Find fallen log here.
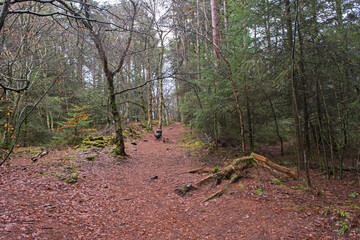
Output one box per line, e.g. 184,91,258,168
251,153,296,179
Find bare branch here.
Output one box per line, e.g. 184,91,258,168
0,66,32,93
113,57,184,96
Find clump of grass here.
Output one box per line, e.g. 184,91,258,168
335,221,349,235
85,156,95,161
65,173,79,184
348,192,359,198
63,156,76,161
254,188,263,195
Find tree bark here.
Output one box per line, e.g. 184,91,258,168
210,0,220,60
157,32,165,129
285,0,305,181
146,58,153,130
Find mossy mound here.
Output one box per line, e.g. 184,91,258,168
82,136,113,148
187,140,206,148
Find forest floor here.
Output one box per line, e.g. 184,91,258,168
1,123,360,239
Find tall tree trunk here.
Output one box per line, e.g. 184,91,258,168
223,0,228,32
172,6,181,122
196,0,201,81
296,0,311,186
202,0,209,54
146,58,153,130
107,73,126,155
297,0,311,159
163,102,170,126
210,0,220,60
285,0,307,184
158,78,163,129
265,91,284,156
0,0,10,34
157,33,165,129
246,95,254,152
210,0,220,147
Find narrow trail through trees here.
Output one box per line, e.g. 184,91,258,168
0,123,357,239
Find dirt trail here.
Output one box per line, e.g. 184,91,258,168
0,123,355,239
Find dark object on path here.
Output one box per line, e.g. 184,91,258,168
131,142,137,145
146,175,158,182
154,129,162,139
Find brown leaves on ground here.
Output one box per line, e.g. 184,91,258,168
1,123,359,239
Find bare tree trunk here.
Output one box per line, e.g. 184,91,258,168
210,0,220,60
296,0,311,186
163,102,170,126
285,0,306,182
265,91,284,156
146,58,153,130
223,0,228,32
196,0,201,80
158,78,163,129
157,32,165,129
202,0,209,54
0,0,10,34
107,74,126,155
246,95,254,152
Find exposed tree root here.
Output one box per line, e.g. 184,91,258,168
185,168,214,174
174,183,197,196
203,188,226,202
179,153,296,201
195,156,253,186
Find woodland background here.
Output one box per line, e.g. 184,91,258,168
0,0,360,187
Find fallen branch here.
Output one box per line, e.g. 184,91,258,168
203,188,226,202
195,156,253,186
31,147,49,162
185,168,214,174
251,153,296,179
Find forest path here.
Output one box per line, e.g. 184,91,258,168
0,123,351,239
